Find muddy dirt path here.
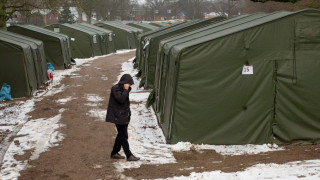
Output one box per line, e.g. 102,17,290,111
18,52,135,180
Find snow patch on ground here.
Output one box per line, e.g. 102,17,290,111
84,103,100,107
161,160,320,180
101,75,109,81
170,142,283,156
86,109,106,121
86,94,104,102
0,100,34,125
129,92,150,102
55,97,75,105
0,109,65,180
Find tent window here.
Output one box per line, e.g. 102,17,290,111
93,35,97,43
54,28,60,33
109,34,113,41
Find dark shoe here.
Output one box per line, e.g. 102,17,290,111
111,153,125,159
127,155,140,161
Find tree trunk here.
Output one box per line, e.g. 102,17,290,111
86,10,92,24
0,0,7,30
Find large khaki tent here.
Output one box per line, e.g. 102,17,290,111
79,23,116,53
45,23,103,58
94,22,135,49
0,36,38,98
0,31,49,89
138,17,225,89
150,9,320,145
8,25,72,70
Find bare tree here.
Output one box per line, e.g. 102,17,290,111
0,0,61,29
72,0,95,23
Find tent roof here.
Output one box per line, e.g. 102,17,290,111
144,17,224,40
161,14,266,54
0,35,30,49
80,23,113,34
96,21,133,32
11,24,66,41
26,25,69,39
0,30,43,46
107,21,143,32
59,23,99,36
172,9,320,58
73,24,107,36
137,22,184,42
126,22,159,30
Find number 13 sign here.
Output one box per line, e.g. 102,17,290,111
242,65,253,75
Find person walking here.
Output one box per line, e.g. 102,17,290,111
106,74,140,161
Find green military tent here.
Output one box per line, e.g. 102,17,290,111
134,21,185,70
107,21,143,47
138,16,225,89
125,22,159,33
72,23,109,55
8,25,71,70
94,22,135,49
0,36,38,98
79,23,116,53
45,23,103,58
151,14,262,112
0,31,49,89
151,9,320,145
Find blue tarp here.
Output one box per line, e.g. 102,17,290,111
0,83,12,101
47,62,55,71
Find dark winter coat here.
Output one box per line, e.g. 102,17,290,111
106,74,134,124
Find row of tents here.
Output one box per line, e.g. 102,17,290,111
134,9,320,145
0,21,163,98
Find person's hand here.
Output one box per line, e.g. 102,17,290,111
124,84,130,90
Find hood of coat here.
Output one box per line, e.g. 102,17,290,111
118,74,134,85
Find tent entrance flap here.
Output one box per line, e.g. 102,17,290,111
273,57,320,144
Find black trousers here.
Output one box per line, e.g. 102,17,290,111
111,124,132,158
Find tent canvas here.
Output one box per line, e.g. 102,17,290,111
152,14,266,114
107,21,143,47
8,25,71,70
79,23,116,53
0,31,49,88
73,23,109,55
45,23,103,58
139,16,225,89
154,9,320,145
134,22,185,70
0,36,37,98
94,22,134,49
